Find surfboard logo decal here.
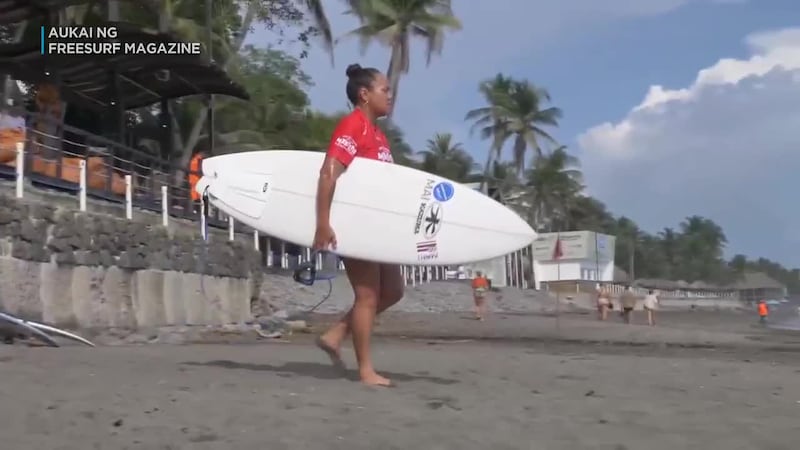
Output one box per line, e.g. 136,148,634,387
414,178,437,235
433,182,454,202
416,240,437,252
423,202,443,239
416,240,438,261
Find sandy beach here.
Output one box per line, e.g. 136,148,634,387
3,308,800,450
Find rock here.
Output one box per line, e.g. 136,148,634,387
286,320,309,331
272,310,290,319
19,219,39,242
258,316,291,335
0,207,15,225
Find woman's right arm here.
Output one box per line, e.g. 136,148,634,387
316,156,346,228
313,119,360,249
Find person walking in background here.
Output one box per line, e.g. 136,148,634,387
620,285,637,324
757,299,769,325
596,283,611,321
643,289,659,326
471,271,490,320
188,148,209,210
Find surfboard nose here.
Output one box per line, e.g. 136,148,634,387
510,213,538,245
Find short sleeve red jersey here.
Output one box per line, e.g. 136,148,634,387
326,108,394,167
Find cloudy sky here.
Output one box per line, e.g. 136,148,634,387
248,0,799,267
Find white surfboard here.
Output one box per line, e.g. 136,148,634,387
0,312,96,347
27,320,96,347
195,150,536,265
0,312,59,347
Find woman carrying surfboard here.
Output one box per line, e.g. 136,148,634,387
312,64,403,387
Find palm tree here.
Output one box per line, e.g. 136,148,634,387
658,227,679,274
564,196,616,233
480,160,521,202
341,0,462,115
519,146,583,231
675,216,729,282
466,75,563,179
465,74,514,192
377,119,415,166
614,217,642,282
417,133,477,181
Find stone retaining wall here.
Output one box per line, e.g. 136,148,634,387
0,192,262,328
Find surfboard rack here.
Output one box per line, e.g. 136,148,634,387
0,311,96,347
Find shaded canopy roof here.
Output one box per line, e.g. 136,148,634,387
0,0,158,25
633,272,787,292
0,22,249,110
0,0,86,24
731,272,786,290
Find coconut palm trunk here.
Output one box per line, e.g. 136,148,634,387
386,33,407,117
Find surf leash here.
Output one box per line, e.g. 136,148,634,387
199,189,211,302
200,190,335,316
293,250,336,314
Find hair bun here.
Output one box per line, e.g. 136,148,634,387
345,63,363,78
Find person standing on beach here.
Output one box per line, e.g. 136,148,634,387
620,285,637,324
643,289,659,326
757,299,769,325
471,271,490,320
596,283,611,321
312,64,401,387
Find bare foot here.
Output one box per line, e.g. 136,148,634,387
360,370,392,387
315,336,346,371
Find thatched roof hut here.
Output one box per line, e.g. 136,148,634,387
730,271,786,303
731,271,785,290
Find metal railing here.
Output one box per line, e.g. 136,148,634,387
0,106,213,220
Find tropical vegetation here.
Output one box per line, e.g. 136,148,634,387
0,0,796,293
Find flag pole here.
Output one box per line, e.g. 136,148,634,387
555,232,561,333
594,232,600,283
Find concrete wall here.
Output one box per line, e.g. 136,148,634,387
0,192,261,329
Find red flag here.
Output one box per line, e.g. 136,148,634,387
552,237,563,260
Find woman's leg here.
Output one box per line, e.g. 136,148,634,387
378,263,405,311
318,260,401,385
318,263,402,351
474,296,485,320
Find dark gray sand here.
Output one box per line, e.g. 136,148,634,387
3,328,800,450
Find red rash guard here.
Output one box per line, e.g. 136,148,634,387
326,108,393,166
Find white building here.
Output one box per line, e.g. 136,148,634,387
531,231,616,289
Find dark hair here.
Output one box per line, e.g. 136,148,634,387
345,63,381,106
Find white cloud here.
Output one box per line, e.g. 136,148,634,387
578,28,800,266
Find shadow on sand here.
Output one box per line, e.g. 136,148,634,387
181,360,460,385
